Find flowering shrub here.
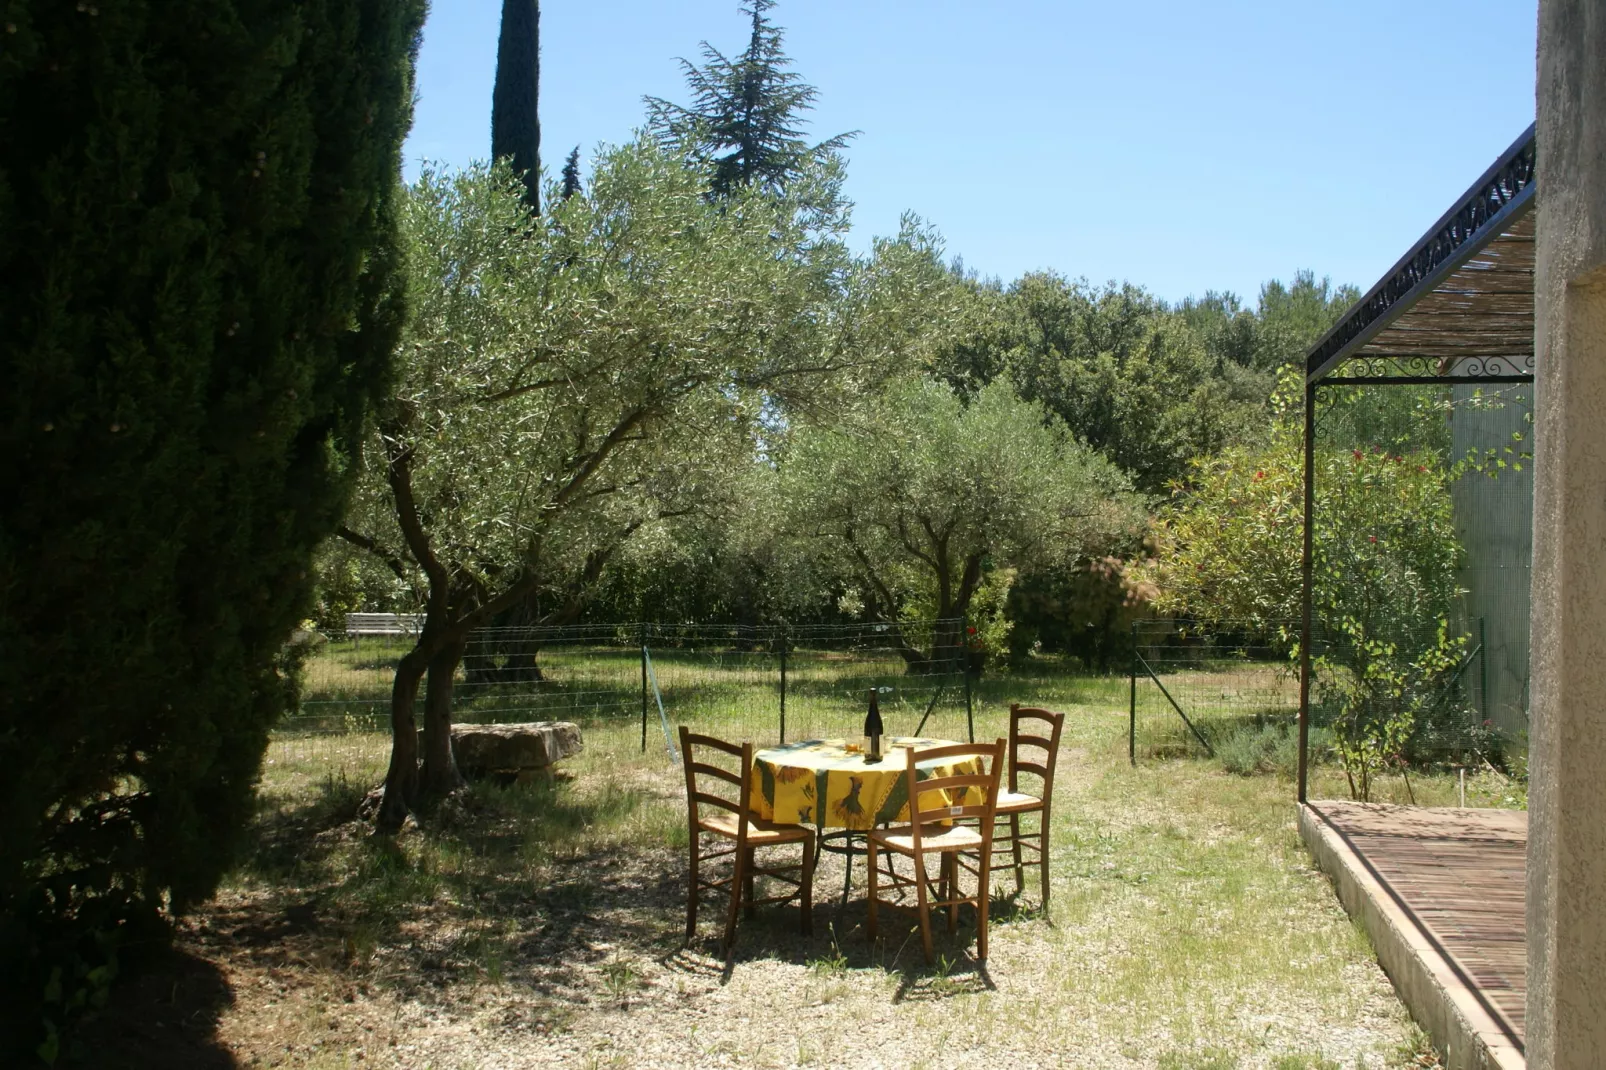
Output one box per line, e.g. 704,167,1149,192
1137,373,1468,798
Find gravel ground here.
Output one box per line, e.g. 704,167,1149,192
73,727,1442,1070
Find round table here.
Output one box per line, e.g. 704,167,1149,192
747,737,981,831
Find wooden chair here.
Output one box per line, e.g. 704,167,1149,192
866,739,1004,963
983,704,1066,908
679,726,815,960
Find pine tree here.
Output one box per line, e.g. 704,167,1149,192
0,0,424,1055
492,0,541,211
645,0,853,197
561,145,582,200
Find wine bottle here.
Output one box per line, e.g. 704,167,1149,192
864,687,884,763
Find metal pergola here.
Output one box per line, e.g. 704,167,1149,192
1295,124,1537,802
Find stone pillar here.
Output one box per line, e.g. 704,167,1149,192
1529,3,1606,1066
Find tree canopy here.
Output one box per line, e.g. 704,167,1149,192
645,0,853,201
935,270,1358,494
775,379,1141,664
340,142,948,828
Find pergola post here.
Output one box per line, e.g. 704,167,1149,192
1297,380,1316,804
1527,4,1606,1064
1291,124,1535,808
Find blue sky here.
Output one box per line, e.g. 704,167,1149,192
404,1,1538,305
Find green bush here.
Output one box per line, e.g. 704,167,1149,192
1142,371,1469,798
0,0,423,1057
1215,720,1333,778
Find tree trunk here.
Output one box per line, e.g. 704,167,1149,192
893,640,931,673
931,615,967,674
376,645,430,833
462,597,546,684
941,553,986,674
419,633,468,801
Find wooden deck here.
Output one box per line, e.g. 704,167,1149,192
1300,801,1527,1069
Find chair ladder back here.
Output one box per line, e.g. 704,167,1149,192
910,772,999,822
679,726,757,846
1011,759,1051,782
681,728,745,759
1008,704,1065,796
687,761,744,790
689,790,746,816
902,740,1004,851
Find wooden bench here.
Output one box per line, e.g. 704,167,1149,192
345,612,424,647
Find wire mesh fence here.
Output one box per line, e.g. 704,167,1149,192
1129,616,1495,772
1124,383,1532,784
1128,621,1304,764
272,619,975,771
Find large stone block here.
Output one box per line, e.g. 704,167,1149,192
418,721,584,774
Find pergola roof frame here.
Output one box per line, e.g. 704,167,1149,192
1305,123,1537,387
1295,125,1538,809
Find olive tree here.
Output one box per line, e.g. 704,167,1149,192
775,379,1141,668
339,144,934,829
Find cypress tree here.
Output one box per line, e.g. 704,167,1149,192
492,0,541,211
0,0,424,1056
561,145,582,201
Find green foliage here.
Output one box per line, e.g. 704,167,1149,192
1177,270,1360,373
560,145,582,201
1141,373,1469,796
645,0,853,203
310,535,414,632
922,270,1358,661
1216,721,1333,778
937,273,1270,494
776,379,1142,662
491,0,541,210
341,144,949,819
577,466,813,625
934,270,1356,494
0,0,424,1054
344,144,872,623
1007,553,1156,671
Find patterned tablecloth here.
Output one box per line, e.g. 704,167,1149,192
748,737,981,831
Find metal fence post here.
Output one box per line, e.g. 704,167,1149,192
778,625,788,744
639,622,648,753
963,616,975,743
1129,621,1138,766
1478,616,1489,728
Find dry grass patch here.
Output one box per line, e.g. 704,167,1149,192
73,701,1451,1069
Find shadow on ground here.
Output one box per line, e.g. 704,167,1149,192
67,948,236,1069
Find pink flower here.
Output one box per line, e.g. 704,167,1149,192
1353,450,1363,460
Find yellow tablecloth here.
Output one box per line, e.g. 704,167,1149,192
748,737,981,831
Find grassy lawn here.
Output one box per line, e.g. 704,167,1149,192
83,653,1527,1068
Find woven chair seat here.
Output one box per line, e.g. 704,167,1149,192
995,789,1043,813
698,813,812,845
871,823,985,853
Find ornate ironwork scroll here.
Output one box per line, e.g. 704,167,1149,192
1324,354,1536,382
1305,125,1537,384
